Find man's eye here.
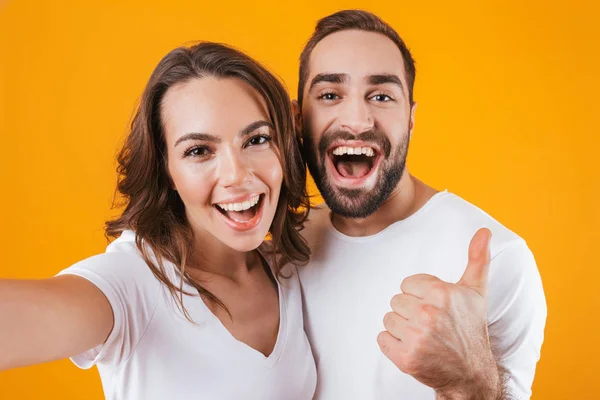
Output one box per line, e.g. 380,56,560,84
247,134,272,147
319,92,339,101
371,94,393,102
184,146,211,158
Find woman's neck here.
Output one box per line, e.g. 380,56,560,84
188,227,259,282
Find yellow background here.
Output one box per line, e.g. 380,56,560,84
0,0,598,398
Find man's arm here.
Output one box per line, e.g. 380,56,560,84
434,351,510,400
485,242,546,399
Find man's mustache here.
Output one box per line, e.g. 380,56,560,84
318,130,392,158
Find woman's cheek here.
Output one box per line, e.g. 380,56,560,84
248,150,282,186
173,162,214,205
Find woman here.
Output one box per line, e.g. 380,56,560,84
0,42,316,399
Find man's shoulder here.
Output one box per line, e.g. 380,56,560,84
300,192,528,258
431,191,526,256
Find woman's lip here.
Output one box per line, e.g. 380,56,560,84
214,194,265,232
325,152,383,187
212,192,263,206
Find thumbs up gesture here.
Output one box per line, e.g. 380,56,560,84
377,228,503,399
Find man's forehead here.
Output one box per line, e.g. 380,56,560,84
308,30,406,83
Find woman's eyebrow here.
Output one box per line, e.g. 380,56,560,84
174,133,221,147
239,120,273,137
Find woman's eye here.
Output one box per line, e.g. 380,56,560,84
318,92,339,101
184,146,211,158
371,93,393,102
247,134,272,147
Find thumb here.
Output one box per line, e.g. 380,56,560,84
458,228,492,296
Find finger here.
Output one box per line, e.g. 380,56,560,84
377,331,408,372
458,228,492,296
383,311,410,341
400,273,442,298
390,293,422,320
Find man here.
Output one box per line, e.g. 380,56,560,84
294,10,546,400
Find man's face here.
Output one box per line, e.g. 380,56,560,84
300,30,416,218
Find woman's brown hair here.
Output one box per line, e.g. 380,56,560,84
106,42,310,317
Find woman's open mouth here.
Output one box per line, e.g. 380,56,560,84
214,194,265,232
327,143,382,186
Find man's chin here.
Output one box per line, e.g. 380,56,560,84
328,200,377,219
319,187,380,219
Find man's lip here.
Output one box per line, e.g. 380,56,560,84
326,140,382,155
214,194,265,232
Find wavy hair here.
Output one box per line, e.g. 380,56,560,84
106,42,310,317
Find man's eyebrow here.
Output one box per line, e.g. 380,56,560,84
308,73,349,93
240,120,273,137
367,74,404,91
174,133,221,147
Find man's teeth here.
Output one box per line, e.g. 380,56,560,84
332,146,375,157
216,195,260,212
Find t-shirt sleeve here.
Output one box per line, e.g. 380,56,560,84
56,251,161,369
487,241,547,399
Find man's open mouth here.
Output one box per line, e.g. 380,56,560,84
328,144,381,181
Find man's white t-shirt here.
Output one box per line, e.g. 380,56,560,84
58,230,316,400
299,191,546,400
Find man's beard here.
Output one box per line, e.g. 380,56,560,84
302,126,409,219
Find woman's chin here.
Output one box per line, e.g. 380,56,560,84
222,233,268,253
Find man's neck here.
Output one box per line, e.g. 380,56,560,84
331,171,439,237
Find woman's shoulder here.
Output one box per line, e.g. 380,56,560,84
105,229,139,255
57,230,159,287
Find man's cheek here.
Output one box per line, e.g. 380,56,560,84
308,111,329,134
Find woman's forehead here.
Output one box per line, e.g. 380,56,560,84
161,77,271,141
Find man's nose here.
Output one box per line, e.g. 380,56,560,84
338,96,374,134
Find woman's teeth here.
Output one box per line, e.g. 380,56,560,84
332,146,375,157
216,195,260,212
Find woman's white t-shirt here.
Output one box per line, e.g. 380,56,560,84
58,231,316,400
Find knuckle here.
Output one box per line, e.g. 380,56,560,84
419,304,440,327
377,332,390,353
419,303,437,317
379,334,408,372
389,295,397,309
413,327,427,345
401,274,425,291
390,294,406,310
383,312,397,330
432,283,451,304
400,278,411,293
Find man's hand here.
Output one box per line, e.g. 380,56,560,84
377,228,504,399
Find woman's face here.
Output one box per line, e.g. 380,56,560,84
162,77,283,253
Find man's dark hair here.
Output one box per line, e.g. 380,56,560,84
298,9,416,107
